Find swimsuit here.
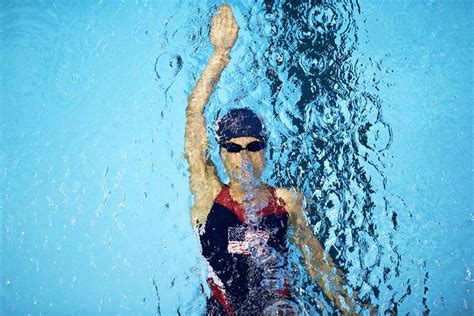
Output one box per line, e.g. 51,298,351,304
199,184,291,315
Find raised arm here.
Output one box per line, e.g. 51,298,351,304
185,4,239,228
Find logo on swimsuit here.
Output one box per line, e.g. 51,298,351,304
227,226,270,255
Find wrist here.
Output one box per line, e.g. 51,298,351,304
213,49,230,62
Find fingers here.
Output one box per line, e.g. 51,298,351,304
215,4,235,30
210,3,239,50
219,4,231,21
214,5,228,23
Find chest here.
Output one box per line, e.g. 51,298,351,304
204,202,289,255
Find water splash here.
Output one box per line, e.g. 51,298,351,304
245,0,420,313
187,0,421,313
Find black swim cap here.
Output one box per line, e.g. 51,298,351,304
214,108,267,145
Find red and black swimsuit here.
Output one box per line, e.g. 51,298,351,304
199,184,291,315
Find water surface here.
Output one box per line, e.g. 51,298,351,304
1,0,472,314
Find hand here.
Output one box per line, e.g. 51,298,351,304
210,4,239,52
361,303,379,316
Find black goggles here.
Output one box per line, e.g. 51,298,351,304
221,141,266,153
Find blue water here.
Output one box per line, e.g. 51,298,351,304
1,0,472,314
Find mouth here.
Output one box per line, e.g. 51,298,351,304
232,165,261,188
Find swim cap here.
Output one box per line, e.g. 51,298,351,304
214,108,267,145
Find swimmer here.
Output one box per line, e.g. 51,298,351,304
184,4,375,315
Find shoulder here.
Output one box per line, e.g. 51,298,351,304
274,187,304,215
274,187,314,228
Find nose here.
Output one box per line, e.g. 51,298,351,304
239,150,252,164
238,152,253,171
240,148,250,157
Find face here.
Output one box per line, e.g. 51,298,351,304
220,136,266,188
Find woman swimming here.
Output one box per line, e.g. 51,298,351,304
184,4,369,315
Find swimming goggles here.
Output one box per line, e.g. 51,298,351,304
222,141,266,153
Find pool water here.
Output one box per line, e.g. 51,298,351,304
1,0,472,314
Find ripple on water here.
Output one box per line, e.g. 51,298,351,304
101,0,422,313
2,6,62,96
154,52,183,83
239,0,411,311
299,51,327,76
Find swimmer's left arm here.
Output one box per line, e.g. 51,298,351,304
281,189,360,314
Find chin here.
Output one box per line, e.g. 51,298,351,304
239,177,263,188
